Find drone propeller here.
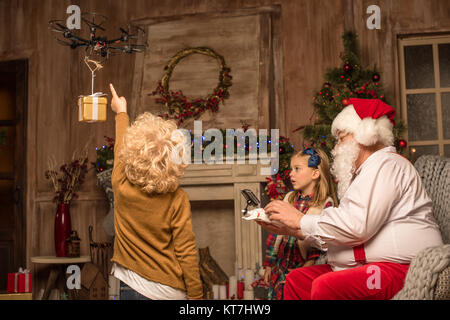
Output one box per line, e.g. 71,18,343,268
127,43,147,52
126,24,145,39
57,22,68,30
109,43,147,54
55,38,72,46
82,17,105,31
110,24,145,43
48,19,69,33
49,19,86,41
55,37,84,49
81,12,107,31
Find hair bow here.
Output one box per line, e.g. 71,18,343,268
302,148,321,168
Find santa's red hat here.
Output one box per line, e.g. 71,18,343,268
331,98,396,146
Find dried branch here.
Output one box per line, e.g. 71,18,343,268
45,149,90,205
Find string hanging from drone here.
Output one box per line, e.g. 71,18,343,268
84,57,103,95
77,57,107,122
49,12,147,122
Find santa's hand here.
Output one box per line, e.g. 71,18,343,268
256,220,294,236
264,200,303,230
109,83,127,114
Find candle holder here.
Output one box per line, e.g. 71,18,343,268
65,230,81,257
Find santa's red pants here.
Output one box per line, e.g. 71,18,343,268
284,262,410,300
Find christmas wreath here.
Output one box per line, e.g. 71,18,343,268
150,47,232,125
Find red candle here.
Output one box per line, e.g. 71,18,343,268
226,283,229,299
237,281,244,300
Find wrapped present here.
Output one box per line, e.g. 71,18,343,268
251,278,269,300
7,268,32,293
78,93,107,122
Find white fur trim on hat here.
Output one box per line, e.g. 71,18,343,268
331,105,394,146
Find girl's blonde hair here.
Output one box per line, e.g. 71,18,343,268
288,148,338,207
119,112,187,194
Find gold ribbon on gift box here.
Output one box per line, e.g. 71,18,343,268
78,93,107,122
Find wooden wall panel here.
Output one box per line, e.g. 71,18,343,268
281,0,347,147
136,13,264,130
352,0,450,120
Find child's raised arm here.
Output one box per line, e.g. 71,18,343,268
109,83,127,114
109,83,129,182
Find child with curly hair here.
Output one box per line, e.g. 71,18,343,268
108,84,203,300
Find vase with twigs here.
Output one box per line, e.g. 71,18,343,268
45,151,89,257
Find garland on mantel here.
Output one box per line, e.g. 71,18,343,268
149,47,232,125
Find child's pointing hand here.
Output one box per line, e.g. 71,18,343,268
109,83,127,114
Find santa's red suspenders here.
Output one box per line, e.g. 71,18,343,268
353,244,367,265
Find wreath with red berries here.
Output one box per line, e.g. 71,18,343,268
150,47,232,125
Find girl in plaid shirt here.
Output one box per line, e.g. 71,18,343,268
263,148,338,300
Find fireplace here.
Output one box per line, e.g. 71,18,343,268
179,160,269,276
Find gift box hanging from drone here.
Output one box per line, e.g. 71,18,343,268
78,57,107,122
48,13,147,123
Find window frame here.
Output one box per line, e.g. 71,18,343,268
398,35,450,159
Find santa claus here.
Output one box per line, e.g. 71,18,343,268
260,98,443,300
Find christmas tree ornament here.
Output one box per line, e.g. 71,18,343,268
344,63,352,73
372,73,380,82
324,82,331,88
399,139,407,148
342,98,350,106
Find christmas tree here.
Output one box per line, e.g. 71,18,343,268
299,31,407,158
92,136,115,173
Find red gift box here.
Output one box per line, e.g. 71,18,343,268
7,268,32,293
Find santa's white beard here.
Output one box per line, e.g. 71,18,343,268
331,139,360,200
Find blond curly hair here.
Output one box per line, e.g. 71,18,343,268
119,112,187,194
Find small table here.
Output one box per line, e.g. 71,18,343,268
0,292,33,300
31,256,91,300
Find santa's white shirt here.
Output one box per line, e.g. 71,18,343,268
301,146,444,271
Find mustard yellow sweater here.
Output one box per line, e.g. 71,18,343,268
110,112,203,299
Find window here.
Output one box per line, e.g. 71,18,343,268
398,35,450,161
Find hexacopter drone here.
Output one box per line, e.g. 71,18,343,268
49,12,147,61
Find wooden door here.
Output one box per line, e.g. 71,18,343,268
0,60,27,290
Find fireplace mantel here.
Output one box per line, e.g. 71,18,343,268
179,160,270,272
